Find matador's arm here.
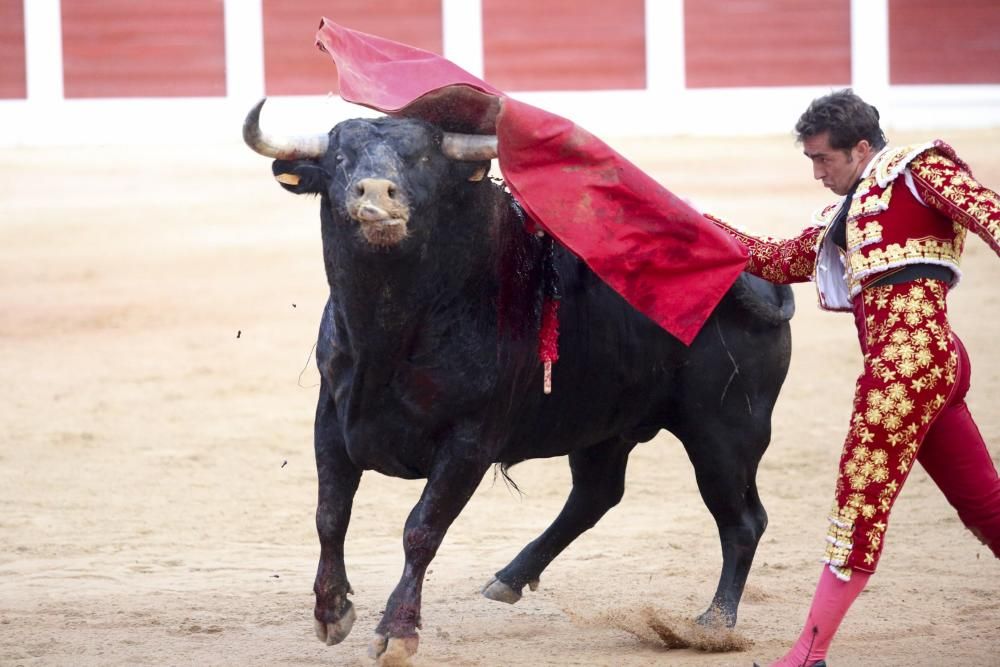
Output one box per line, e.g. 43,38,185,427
704,213,821,284
909,147,1000,257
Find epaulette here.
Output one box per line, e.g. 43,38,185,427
909,140,973,178
868,142,937,189
812,202,840,227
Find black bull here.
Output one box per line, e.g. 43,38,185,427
244,102,794,662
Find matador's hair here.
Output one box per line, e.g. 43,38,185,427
795,88,887,152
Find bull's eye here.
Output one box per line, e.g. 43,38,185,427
335,153,345,163
419,155,430,164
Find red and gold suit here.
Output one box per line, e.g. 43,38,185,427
709,141,1000,579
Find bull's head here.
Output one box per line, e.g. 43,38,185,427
243,99,498,248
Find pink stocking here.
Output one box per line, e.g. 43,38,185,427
770,566,871,666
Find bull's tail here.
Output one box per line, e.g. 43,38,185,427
730,273,795,325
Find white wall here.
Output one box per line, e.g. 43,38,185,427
1,0,998,147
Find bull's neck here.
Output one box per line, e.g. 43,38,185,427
320,200,493,346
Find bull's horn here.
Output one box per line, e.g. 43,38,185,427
242,98,329,160
441,133,498,161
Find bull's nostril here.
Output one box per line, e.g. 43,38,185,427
387,185,397,198
354,182,365,196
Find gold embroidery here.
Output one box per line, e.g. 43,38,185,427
817,147,970,299
813,203,839,227
846,234,965,295
911,149,1000,254
706,214,820,284
824,495,862,567
871,143,936,187
849,187,892,225
846,219,883,251
828,280,957,572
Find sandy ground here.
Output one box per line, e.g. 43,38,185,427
1,126,999,667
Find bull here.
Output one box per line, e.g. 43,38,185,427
243,98,794,662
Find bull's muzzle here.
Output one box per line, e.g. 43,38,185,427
347,178,411,247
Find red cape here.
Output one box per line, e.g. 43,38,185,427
315,19,747,345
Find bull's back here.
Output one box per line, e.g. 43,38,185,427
494,257,692,462
496,262,793,464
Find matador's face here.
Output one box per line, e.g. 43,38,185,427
802,131,875,196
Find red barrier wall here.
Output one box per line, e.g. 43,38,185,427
889,0,1000,84
61,0,226,98
0,0,26,99
5,1,1000,101
263,0,443,96
684,0,852,88
482,0,646,91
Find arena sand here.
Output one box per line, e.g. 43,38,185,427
1,128,998,666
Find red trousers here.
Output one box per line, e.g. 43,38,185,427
823,279,1000,578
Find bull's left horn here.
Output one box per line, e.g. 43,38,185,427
441,133,498,161
243,98,329,160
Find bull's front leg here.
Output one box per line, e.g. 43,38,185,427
370,450,490,662
313,387,363,646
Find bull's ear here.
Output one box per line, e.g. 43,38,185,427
453,159,493,183
271,159,326,195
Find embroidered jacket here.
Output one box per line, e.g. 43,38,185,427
708,141,1000,310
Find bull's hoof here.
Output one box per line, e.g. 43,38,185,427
481,577,521,604
695,604,735,629
481,576,538,604
314,601,356,645
368,633,419,666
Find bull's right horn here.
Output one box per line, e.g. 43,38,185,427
441,133,498,161
243,98,330,160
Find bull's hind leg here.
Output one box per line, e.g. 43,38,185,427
676,422,769,628
483,439,636,603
